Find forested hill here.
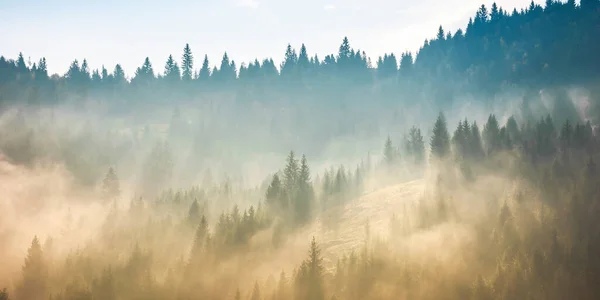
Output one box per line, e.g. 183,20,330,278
1,1,599,108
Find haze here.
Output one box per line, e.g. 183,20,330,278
1,1,600,300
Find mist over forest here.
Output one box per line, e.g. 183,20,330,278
1,1,600,300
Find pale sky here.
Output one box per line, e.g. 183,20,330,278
0,0,539,77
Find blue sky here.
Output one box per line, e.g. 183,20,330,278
1,0,538,76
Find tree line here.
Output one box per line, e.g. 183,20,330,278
1,1,599,107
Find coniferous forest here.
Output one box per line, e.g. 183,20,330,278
2,1,600,300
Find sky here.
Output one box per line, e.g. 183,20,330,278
0,0,539,77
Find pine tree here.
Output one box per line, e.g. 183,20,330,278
181,43,194,81
16,236,47,300
430,112,450,159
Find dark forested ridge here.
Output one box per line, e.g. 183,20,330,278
3,1,600,300
1,0,599,107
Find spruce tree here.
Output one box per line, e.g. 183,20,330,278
281,44,298,77
133,57,154,83
198,55,210,81
295,237,325,300
113,64,126,84
266,173,283,210
283,151,299,195
16,236,47,300
295,155,314,224
407,126,425,165
164,55,181,82
181,43,194,81
187,199,201,225
483,114,501,155
430,112,450,160
298,44,310,72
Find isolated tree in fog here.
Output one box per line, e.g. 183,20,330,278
101,167,120,200
16,236,47,300
430,112,450,159
181,43,194,81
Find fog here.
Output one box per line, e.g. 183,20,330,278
2,1,600,299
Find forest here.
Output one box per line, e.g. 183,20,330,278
1,1,600,300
